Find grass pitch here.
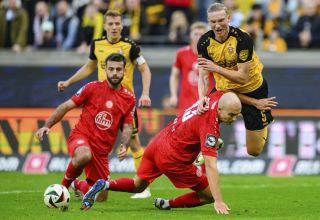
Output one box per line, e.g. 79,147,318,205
0,172,319,220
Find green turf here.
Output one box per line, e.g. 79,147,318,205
0,172,319,220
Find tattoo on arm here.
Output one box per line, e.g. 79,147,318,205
121,124,133,149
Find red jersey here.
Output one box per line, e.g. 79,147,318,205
158,91,223,164
174,46,199,114
71,81,135,156
174,46,215,115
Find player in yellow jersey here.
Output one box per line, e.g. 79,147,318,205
57,10,151,198
197,3,278,157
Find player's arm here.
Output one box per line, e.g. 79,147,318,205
203,155,230,214
237,93,278,110
117,123,133,161
35,100,77,141
169,66,180,107
198,58,250,85
197,68,210,114
57,59,97,92
137,62,152,107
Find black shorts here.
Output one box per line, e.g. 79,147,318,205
210,78,273,130
120,107,139,136
241,78,274,130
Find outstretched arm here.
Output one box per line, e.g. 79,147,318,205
237,93,278,110
137,63,152,107
57,59,97,91
204,155,230,214
35,100,77,141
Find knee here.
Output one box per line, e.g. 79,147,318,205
73,150,92,167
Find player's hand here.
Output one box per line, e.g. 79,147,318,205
139,94,151,107
35,127,50,141
117,144,127,161
214,201,230,214
198,58,220,73
169,95,178,107
57,81,70,92
197,96,209,115
254,97,278,110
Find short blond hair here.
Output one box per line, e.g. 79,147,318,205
207,3,229,14
190,21,208,32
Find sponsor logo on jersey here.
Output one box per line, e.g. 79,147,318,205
205,134,216,148
95,111,113,130
106,100,113,108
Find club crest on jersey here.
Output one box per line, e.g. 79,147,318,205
228,46,233,53
205,134,216,148
95,111,113,130
106,100,113,108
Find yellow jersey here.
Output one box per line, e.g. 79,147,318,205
89,37,141,92
197,27,263,93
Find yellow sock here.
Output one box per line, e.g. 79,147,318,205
132,147,144,170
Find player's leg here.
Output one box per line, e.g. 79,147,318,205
81,145,160,209
128,108,151,198
61,144,92,188
129,108,144,170
155,164,211,210
246,126,268,156
241,79,273,156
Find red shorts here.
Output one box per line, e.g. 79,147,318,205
68,132,110,186
137,138,208,191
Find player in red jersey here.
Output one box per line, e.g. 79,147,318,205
81,92,242,214
169,22,214,115
35,53,135,202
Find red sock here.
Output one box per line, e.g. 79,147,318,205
74,179,89,194
169,192,203,208
61,162,83,188
109,178,135,192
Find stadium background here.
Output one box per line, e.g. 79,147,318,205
0,0,320,177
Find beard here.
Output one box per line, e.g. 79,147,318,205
107,76,123,86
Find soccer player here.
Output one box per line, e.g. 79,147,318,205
57,10,152,198
169,21,213,115
35,53,135,202
197,3,277,157
81,92,242,215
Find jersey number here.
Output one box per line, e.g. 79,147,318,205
182,102,198,122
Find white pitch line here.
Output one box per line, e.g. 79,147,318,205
0,190,41,195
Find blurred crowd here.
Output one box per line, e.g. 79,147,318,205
1,0,320,53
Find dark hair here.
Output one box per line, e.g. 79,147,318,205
105,53,126,67
104,10,121,22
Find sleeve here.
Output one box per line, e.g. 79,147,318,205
236,32,254,63
71,82,94,106
199,111,219,157
123,98,135,125
173,50,182,69
129,41,141,62
89,40,97,60
197,34,212,60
